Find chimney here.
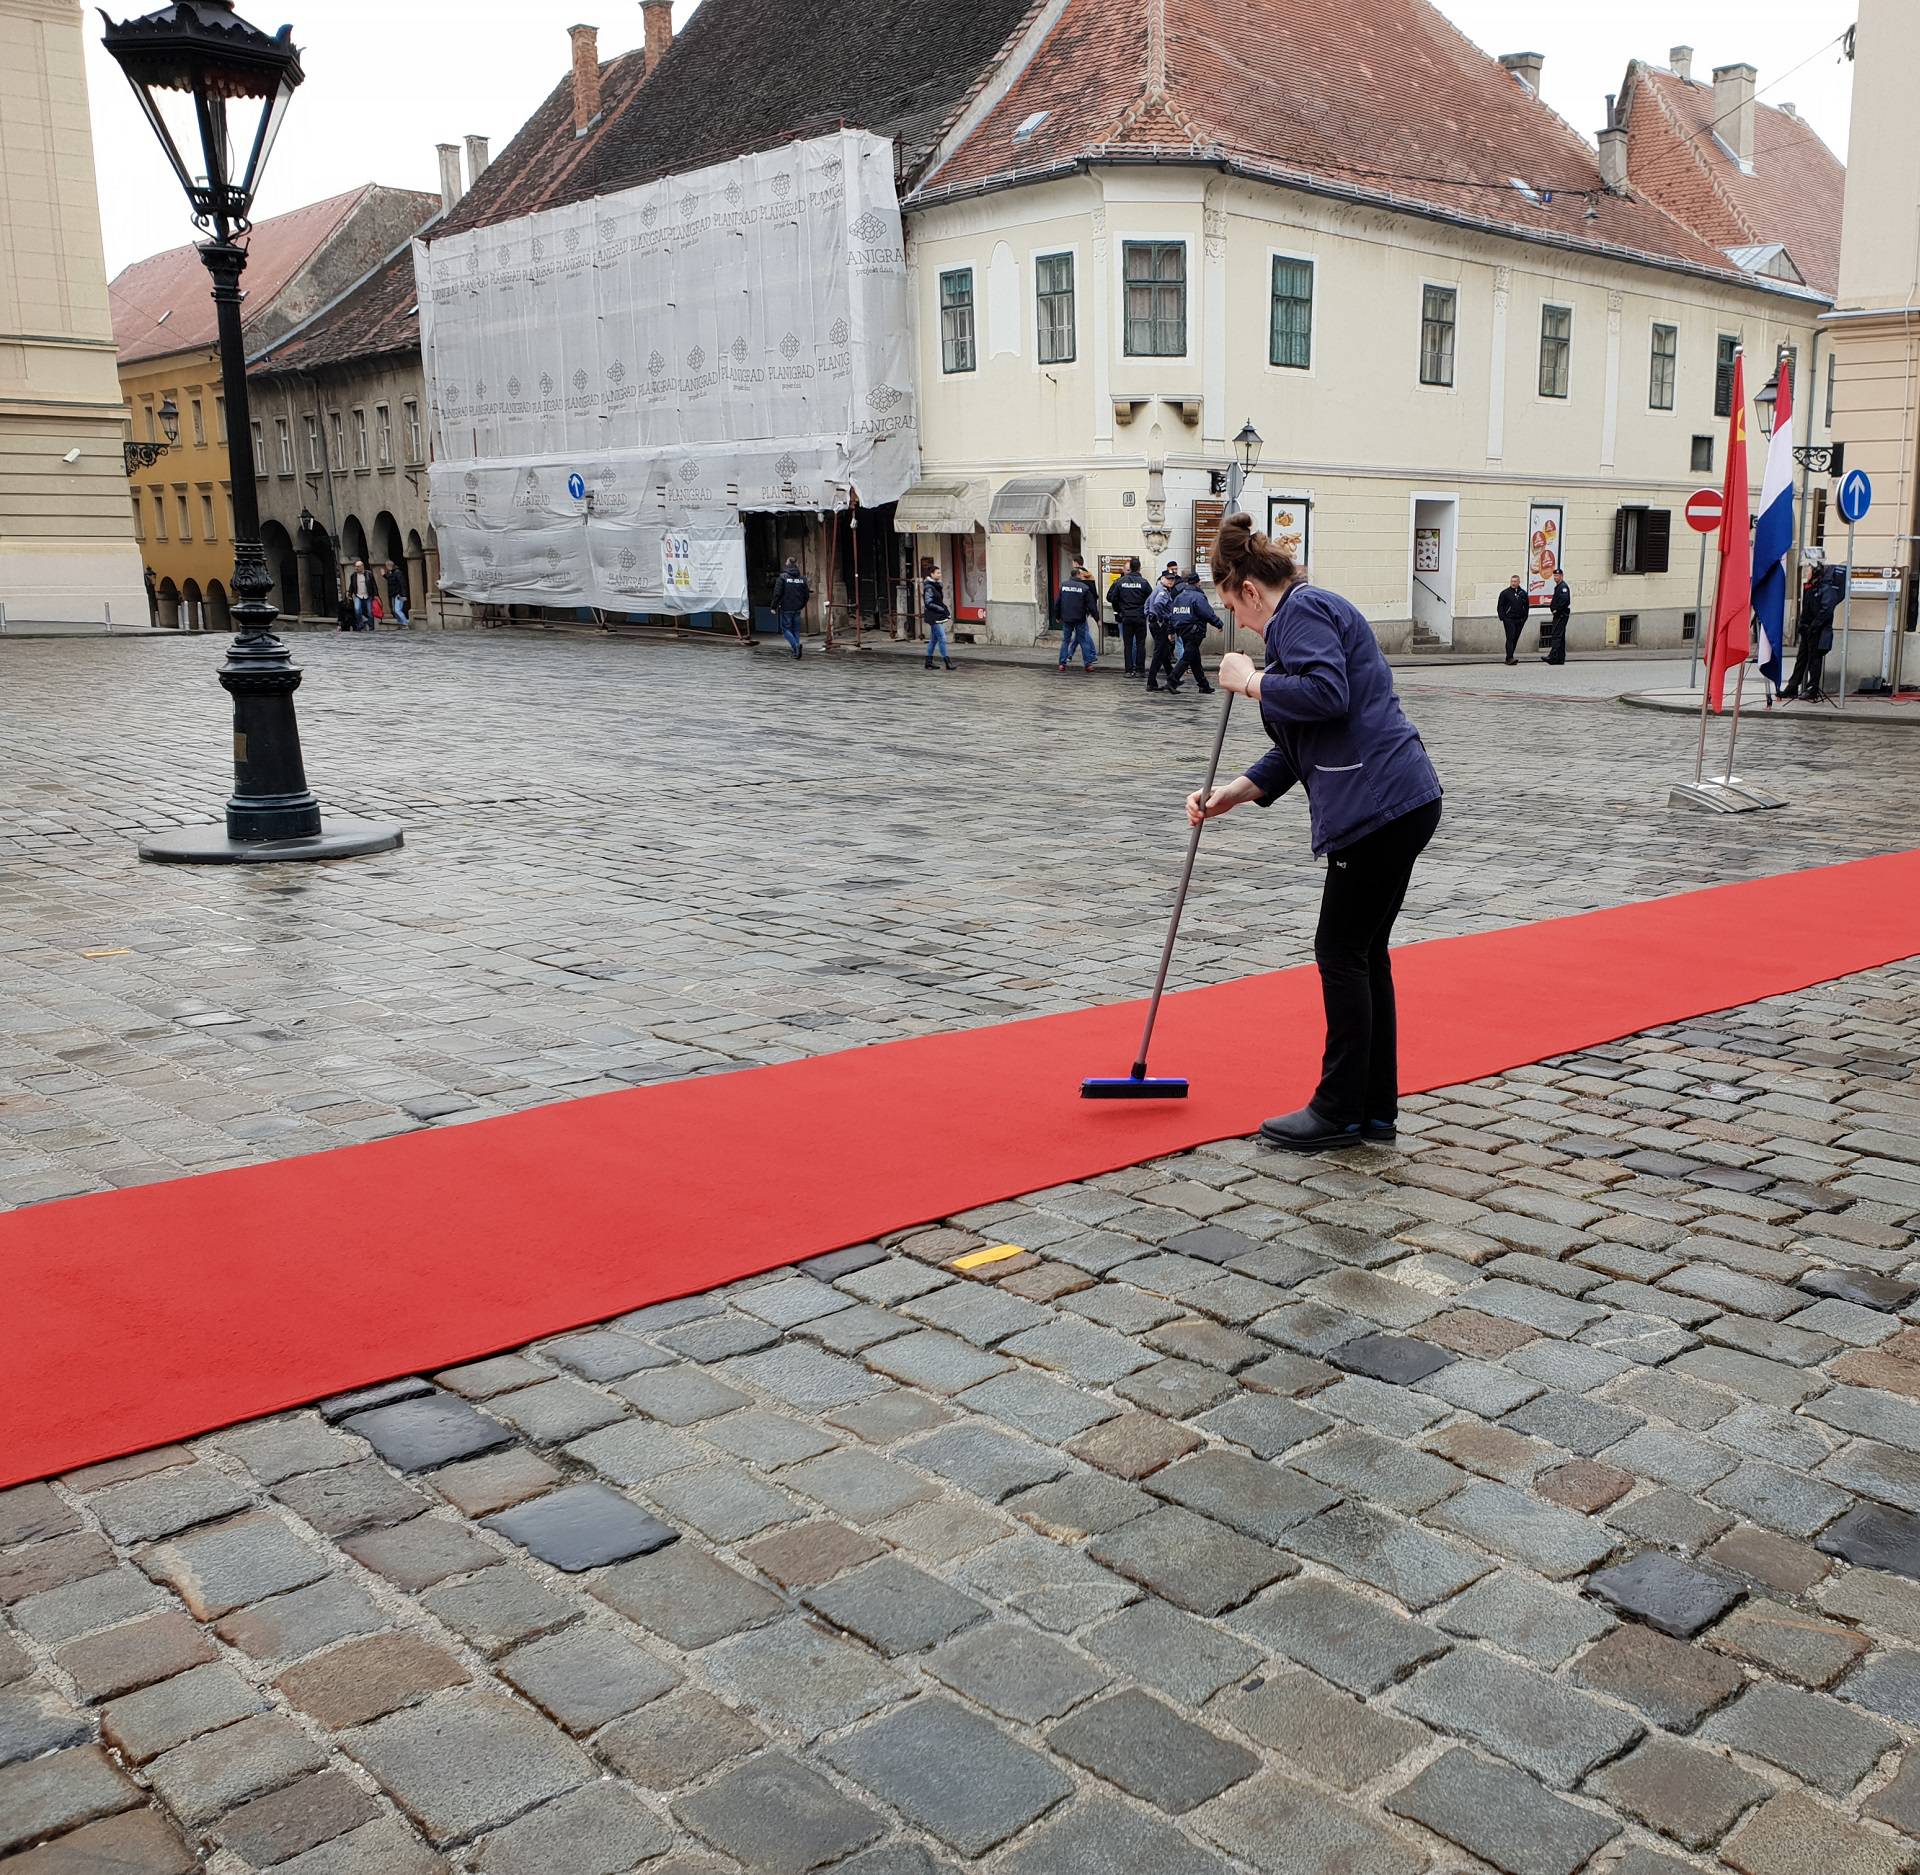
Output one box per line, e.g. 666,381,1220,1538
1669,45,1693,82
1597,126,1628,193
437,142,464,213
465,134,490,188
641,0,673,78
1499,51,1545,94
570,24,602,136
1713,61,1757,170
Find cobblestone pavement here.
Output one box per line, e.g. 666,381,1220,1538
1,631,1916,1210
4,633,1920,1874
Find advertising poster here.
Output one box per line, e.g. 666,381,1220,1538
956,530,986,619
1527,503,1564,607
1415,527,1441,574
1266,495,1311,569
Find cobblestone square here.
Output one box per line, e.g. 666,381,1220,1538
3,630,1920,1871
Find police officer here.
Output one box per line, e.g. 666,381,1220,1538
1054,560,1101,672
1170,568,1221,694
1542,573,1571,665
1145,563,1183,692
1106,556,1153,677
772,557,810,659
1496,573,1529,666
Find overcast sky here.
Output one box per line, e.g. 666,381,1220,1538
87,0,1858,277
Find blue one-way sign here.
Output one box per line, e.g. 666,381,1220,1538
1838,469,1873,524
567,472,587,502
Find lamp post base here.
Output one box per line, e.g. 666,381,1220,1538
138,816,404,865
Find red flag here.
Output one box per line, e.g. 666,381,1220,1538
1705,350,1752,712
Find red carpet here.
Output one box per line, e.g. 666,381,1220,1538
4,849,1919,1488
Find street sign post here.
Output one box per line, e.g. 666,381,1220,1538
1836,471,1871,707
1684,488,1722,690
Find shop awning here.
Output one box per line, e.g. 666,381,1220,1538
988,477,1078,535
894,479,989,534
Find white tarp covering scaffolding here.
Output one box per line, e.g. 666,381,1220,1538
416,129,917,614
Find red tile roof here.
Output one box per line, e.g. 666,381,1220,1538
111,188,376,365
248,235,430,378
1620,63,1844,298
913,0,1828,296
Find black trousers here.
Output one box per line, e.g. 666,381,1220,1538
1121,621,1147,673
1146,627,1181,688
1501,614,1525,660
1175,630,1213,692
1544,612,1568,664
1782,634,1829,699
1311,798,1442,1127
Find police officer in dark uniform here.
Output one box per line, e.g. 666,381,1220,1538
772,557,810,659
1542,574,1571,665
1145,563,1182,692
1106,556,1153,677
1170,568,1220,694
1054,561,1101,671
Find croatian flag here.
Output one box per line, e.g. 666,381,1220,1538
1751,358,1795,692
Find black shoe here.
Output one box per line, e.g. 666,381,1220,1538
1194,681,1214,694
925,659,935,669
943,659,954,670
1145,683,1161,692
1259,1107,1362,1151
1362,1116,1398,1142
1504,658,1517,666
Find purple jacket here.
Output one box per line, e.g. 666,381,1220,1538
1242,583,1442,856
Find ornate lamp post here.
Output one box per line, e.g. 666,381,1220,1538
124,393,179,472
101,0,399,863
1756,367,1844,475
1225,419,1264,509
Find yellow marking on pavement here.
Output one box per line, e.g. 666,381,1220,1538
80,948,132,959
952,1244,1027,1271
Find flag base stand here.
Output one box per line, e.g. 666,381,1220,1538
1669,777,1786,814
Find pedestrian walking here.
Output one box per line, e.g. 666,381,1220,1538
1780,560,1842,702
1145,564,1183,692
1107,556,1153,677
1054,560,1100,672
772,557,810,659
346,559,376,631
919,558,954,670
1496,573,1529,665
1169,568,1220,694
1188,512,1444,1151
382,559,411,628
1541,574,1570,665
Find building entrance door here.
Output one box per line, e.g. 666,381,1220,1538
1410,495,1458,646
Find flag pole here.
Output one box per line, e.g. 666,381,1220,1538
1723,655,1748,783
1687,528,1709,690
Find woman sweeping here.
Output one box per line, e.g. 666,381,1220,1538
1186,514,1442,1151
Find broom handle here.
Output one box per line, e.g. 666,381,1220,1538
1131,687,1237,1076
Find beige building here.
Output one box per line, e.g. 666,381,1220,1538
1823,1,1917,689
901,11,1843,654
0,0,147,629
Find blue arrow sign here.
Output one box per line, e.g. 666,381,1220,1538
1838,469,1872,524
567,472,587,502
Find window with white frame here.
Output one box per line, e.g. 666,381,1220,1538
940,268,976,374
214,395,225,441
275,417,293,473
1419,285,1456,386
1036,253,1075,365
352,408,369,470
1538,304,1571,398
200,488,216,540
329,411,344,468
375,403,393,466
1649,323,1677,410
175,490,191,540
1123,242,1186,357
404,398,423,463
191,396,205,446
304,413,321,470
249,419,264,467
1270,256,1313,369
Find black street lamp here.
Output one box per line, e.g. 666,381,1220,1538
101,0,399,864
124,393,180,471
1225,418,1264,509
1755,364,1845,477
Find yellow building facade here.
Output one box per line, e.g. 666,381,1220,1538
0,0,148,629
122,347,237,629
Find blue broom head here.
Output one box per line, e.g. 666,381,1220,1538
1081,1076,1189,1099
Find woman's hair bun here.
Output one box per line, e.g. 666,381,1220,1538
1210,511,1297,591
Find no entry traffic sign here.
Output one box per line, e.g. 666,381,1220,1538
1685,488,1724,534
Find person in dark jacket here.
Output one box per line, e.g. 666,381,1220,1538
382,559,411,627
1188,513,1443,1152
772,558,810,659
347,559,376,631
1169,571,1219,694
1781,561,1843,701
1054,562,1100,671
1496,574,1529,665
920,558,954,671
1145,565,1182,691
1107,557,1153,677
1541,574,1571,665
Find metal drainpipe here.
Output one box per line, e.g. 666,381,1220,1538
304,370,343,606
1789,323,1822,617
